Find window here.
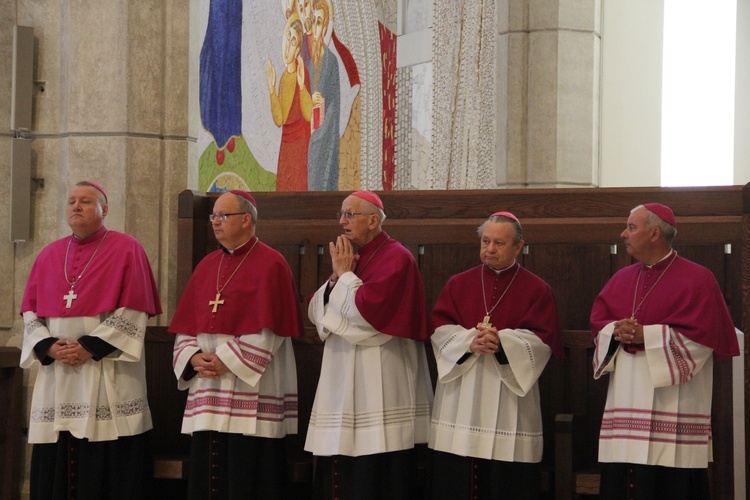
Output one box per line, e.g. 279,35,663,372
661,0,737,186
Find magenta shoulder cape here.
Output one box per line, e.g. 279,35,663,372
168,237,304,338
590,255,738,359
431,263,564,358
352,231,428,341
21,227,162,318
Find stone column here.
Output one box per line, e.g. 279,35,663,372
528,0,600,186
4,0,190,350
0,0,19,331
496,0,529,187
498,0,601,187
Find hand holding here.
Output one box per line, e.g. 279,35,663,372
471,327,500,354
49,339,69,362
613,318,644,344
57,341,93,367
330,236,358,278
192,352,229,378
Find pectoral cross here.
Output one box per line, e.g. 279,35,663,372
209,293,225,313
63,288,78,309
477,315,493,329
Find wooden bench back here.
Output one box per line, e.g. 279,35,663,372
153,186,749,497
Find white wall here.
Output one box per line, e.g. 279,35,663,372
599,0,664,187
735,0,750,185
600,0,749,188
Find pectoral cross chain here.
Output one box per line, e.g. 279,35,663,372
63,288,78,309
477,315,493,329
209,292,225,313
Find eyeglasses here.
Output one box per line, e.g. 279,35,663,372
336,210,375,220
209,212,248,222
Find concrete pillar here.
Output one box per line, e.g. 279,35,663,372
497,0,530,186
527,0,600,186
0,0,18,330
3,0,190,351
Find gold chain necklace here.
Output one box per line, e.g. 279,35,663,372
478,262,520,329
209,238,259,313
630,251,678,319
62,230,110,308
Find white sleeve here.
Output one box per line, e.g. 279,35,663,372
644,324,713,387
173,334,201,390
89,307,148,362
22,308,149,367
431,325,552,396
215,329,286,386
431,324,480,383
497,328,552,396
20,311,51,368
309,271,392,346
593,321,620,379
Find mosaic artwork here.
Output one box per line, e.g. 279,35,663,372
196,0,395,192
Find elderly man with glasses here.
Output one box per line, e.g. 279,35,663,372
169,190,304,499
305,190,433,499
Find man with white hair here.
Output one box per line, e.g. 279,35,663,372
306,190,433,499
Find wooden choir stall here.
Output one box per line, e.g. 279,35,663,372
145,185,750,499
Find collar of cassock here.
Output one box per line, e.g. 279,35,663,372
220,235,258,255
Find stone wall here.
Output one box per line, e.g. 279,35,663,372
0,1,191,495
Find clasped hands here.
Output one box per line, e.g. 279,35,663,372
471,326,500,355
613,318,644,345
50,339,93,367
328,236,359,283
190,352,229,378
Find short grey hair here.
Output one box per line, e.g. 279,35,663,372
374,206,386,225
632,204,677,244
477,215,523,244
235,194,258,223
359,200,386,225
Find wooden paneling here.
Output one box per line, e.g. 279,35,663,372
159,186,749,499
522,244,613,330
420,244,478,313
711,357,736,499
145,327,190,459
547,331,609,493
0,347,22,500
191,186,741,221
